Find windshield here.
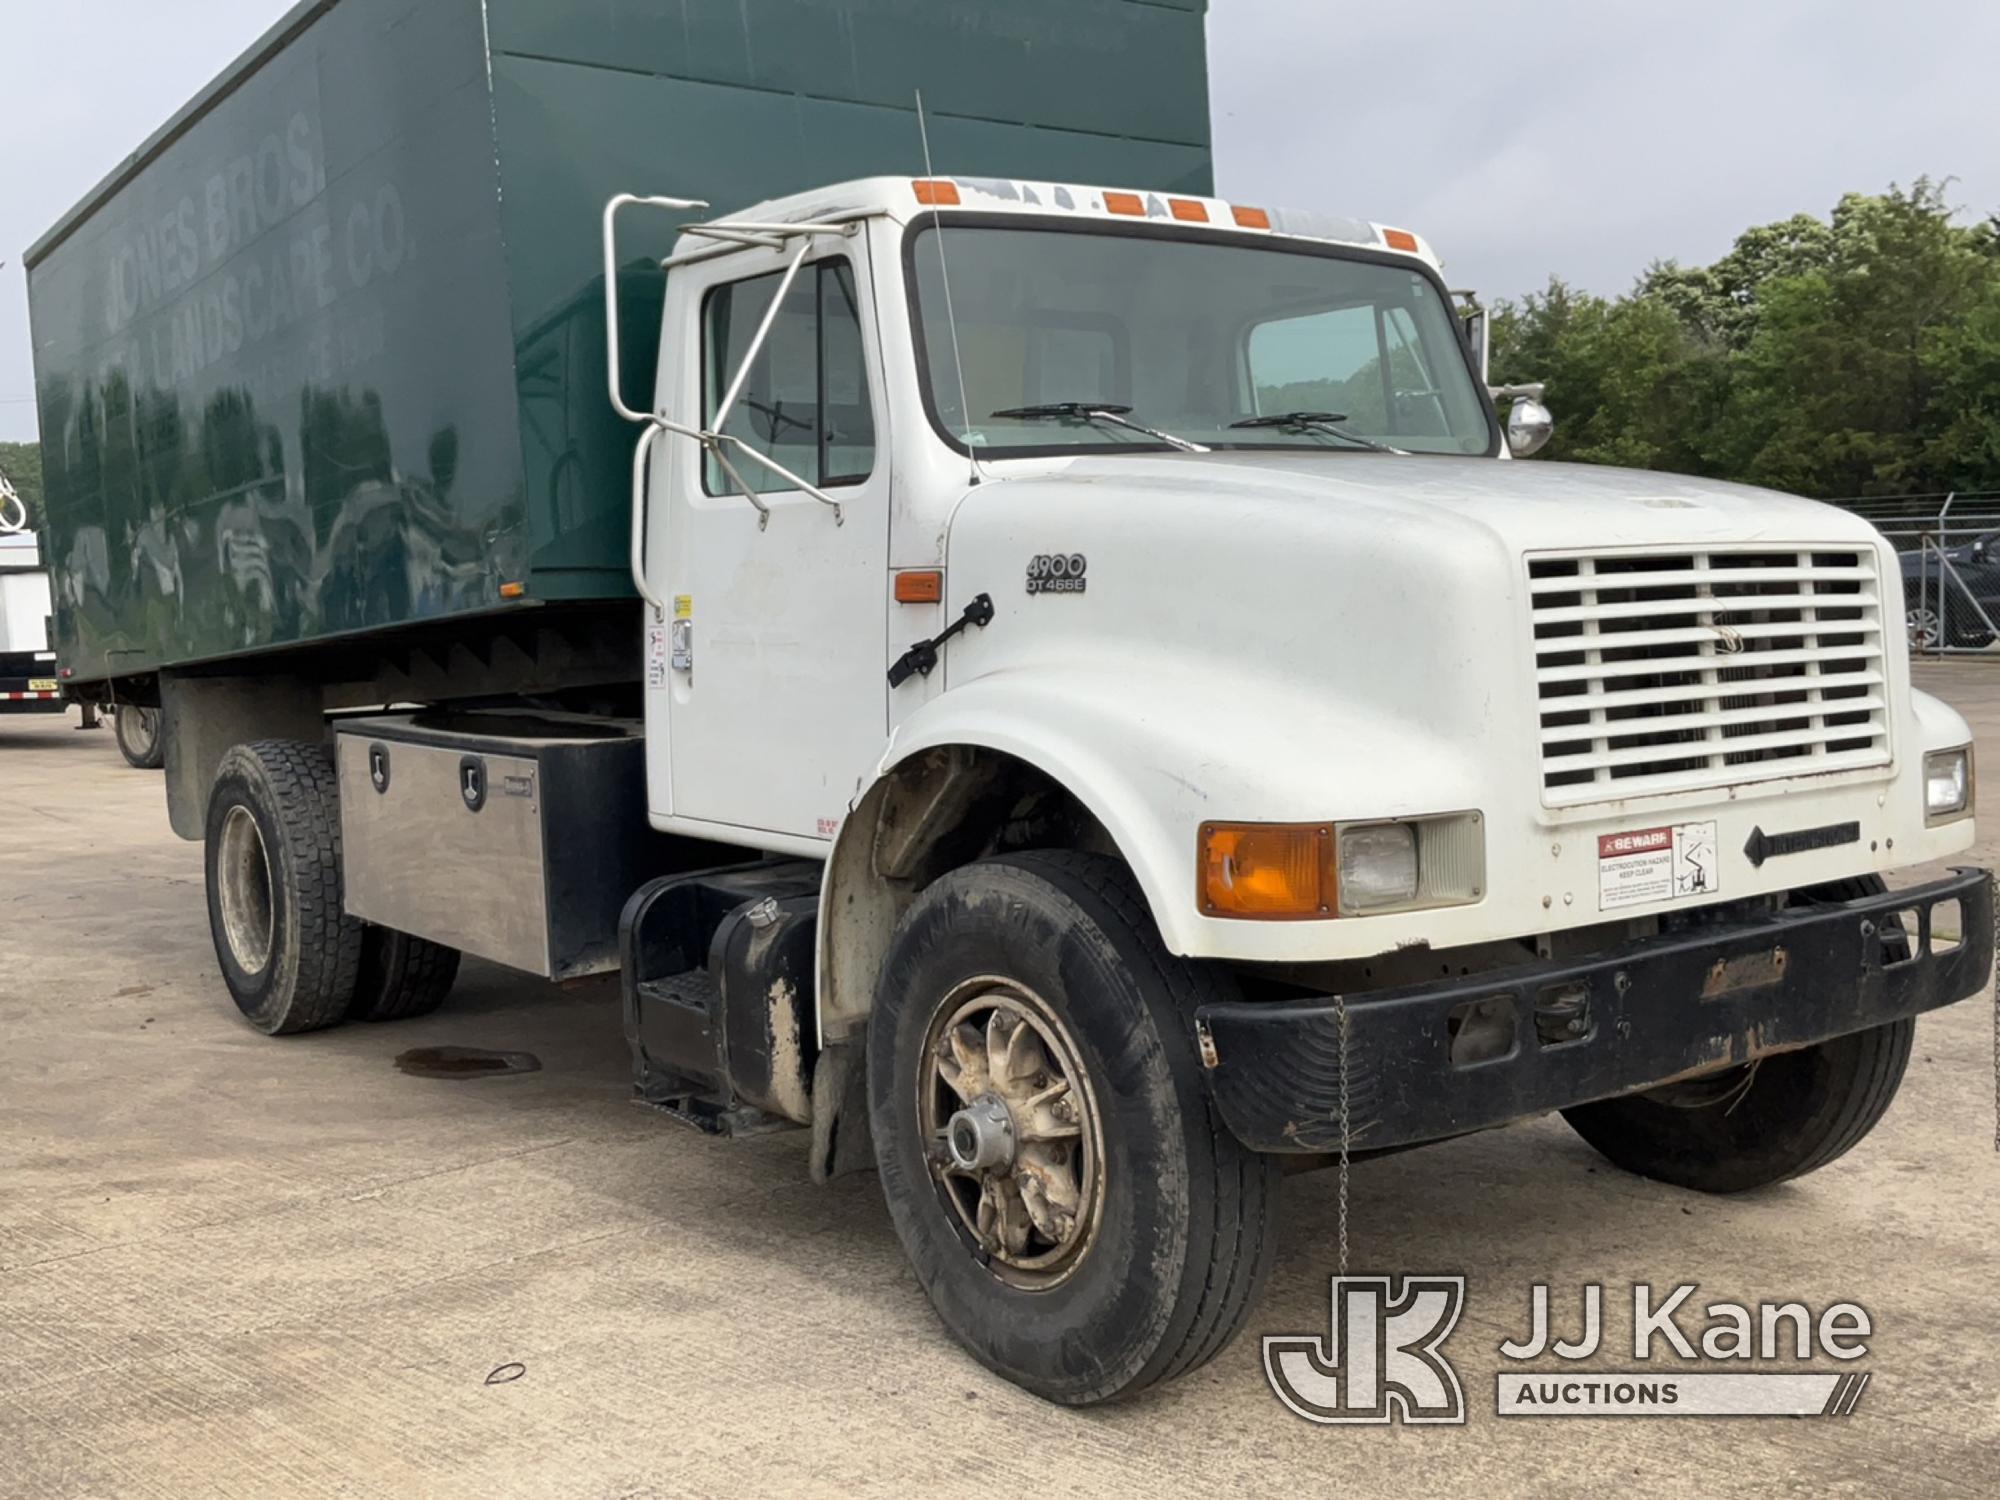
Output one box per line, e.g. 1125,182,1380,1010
908,222,1496,457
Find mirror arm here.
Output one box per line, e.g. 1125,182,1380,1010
713,434,844,524
711,238,815,432
706,442,773,530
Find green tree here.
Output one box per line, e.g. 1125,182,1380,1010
1490,178,2000,499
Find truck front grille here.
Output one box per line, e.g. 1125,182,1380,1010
1530,547,1890,806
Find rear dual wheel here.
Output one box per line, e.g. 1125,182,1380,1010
115,705,165,769
204,739,458,1035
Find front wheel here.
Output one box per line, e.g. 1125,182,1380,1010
868,851,1279,1405
1561,1018,1913,1193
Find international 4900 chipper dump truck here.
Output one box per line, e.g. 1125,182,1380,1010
25,0,1993,1405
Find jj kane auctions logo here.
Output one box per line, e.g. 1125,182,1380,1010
1266,1278,1874,1422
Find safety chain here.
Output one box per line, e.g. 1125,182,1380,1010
1336,991,1350,1278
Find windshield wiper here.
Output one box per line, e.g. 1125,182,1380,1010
1230,411,1408,455
991,402,1209,453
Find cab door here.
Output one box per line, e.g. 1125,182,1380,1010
645,237,889,846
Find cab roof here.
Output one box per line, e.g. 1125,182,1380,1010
675,175,1443,270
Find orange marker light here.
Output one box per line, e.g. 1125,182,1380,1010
1199,823,1335,919
1104,191,1145,217
1168,198,1208,223
499,581,526,599
913,179,960,206
1381,227,1420,252
893,570,944,604
1231,205,1272,229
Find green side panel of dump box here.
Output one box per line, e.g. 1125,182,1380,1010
25,0,1211,678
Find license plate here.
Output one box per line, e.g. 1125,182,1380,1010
27,679,57,692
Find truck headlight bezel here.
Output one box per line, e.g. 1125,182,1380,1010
1197,812,1485,920
1924,746,1974,825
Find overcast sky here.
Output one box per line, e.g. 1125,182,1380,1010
4,0,1997,443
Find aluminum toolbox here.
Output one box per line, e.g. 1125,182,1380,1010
334,711,717,979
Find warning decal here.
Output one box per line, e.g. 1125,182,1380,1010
1597,821,1719,910
646,624,668,689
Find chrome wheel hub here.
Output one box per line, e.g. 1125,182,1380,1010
945,1094,1017,1173
920,978,1104,1287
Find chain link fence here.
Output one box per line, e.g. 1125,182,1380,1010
1829,491,2000,657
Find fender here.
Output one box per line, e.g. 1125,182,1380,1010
814,661,1492,1042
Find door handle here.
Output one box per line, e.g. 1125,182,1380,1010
629,422,668,618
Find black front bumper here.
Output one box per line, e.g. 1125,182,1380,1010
1197,868,1994,1154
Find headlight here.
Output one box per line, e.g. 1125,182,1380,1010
1198,813,1484,919
1337,822,1418,910
1924,746,1974,824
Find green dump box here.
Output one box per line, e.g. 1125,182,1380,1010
25,0,1211,687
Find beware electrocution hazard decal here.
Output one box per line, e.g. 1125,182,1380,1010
1597,822,1718,910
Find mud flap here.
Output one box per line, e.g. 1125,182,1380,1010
809,1040,875,1183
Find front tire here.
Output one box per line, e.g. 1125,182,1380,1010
1562,1019,1914,1193
867,851,1279,1405
1563,873,1915,1193
203,740,365,1035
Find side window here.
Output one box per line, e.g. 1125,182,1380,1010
703,260,876,494
1246,305,1388,429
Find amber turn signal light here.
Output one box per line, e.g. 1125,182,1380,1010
1199,822,1335,919
912,179,960,206
1381,227,1420,252
893,569,943,603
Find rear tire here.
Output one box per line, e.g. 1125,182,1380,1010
349,926,461,1022
115,705,165,769
203,740,364,1035
868,851,1279,1405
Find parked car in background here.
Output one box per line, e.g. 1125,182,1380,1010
1901,531,2000,647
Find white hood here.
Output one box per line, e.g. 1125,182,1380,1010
1037,451,1880,555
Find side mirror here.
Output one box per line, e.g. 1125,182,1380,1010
1506,397,1554,458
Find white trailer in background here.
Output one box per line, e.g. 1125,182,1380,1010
0,523,63,718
